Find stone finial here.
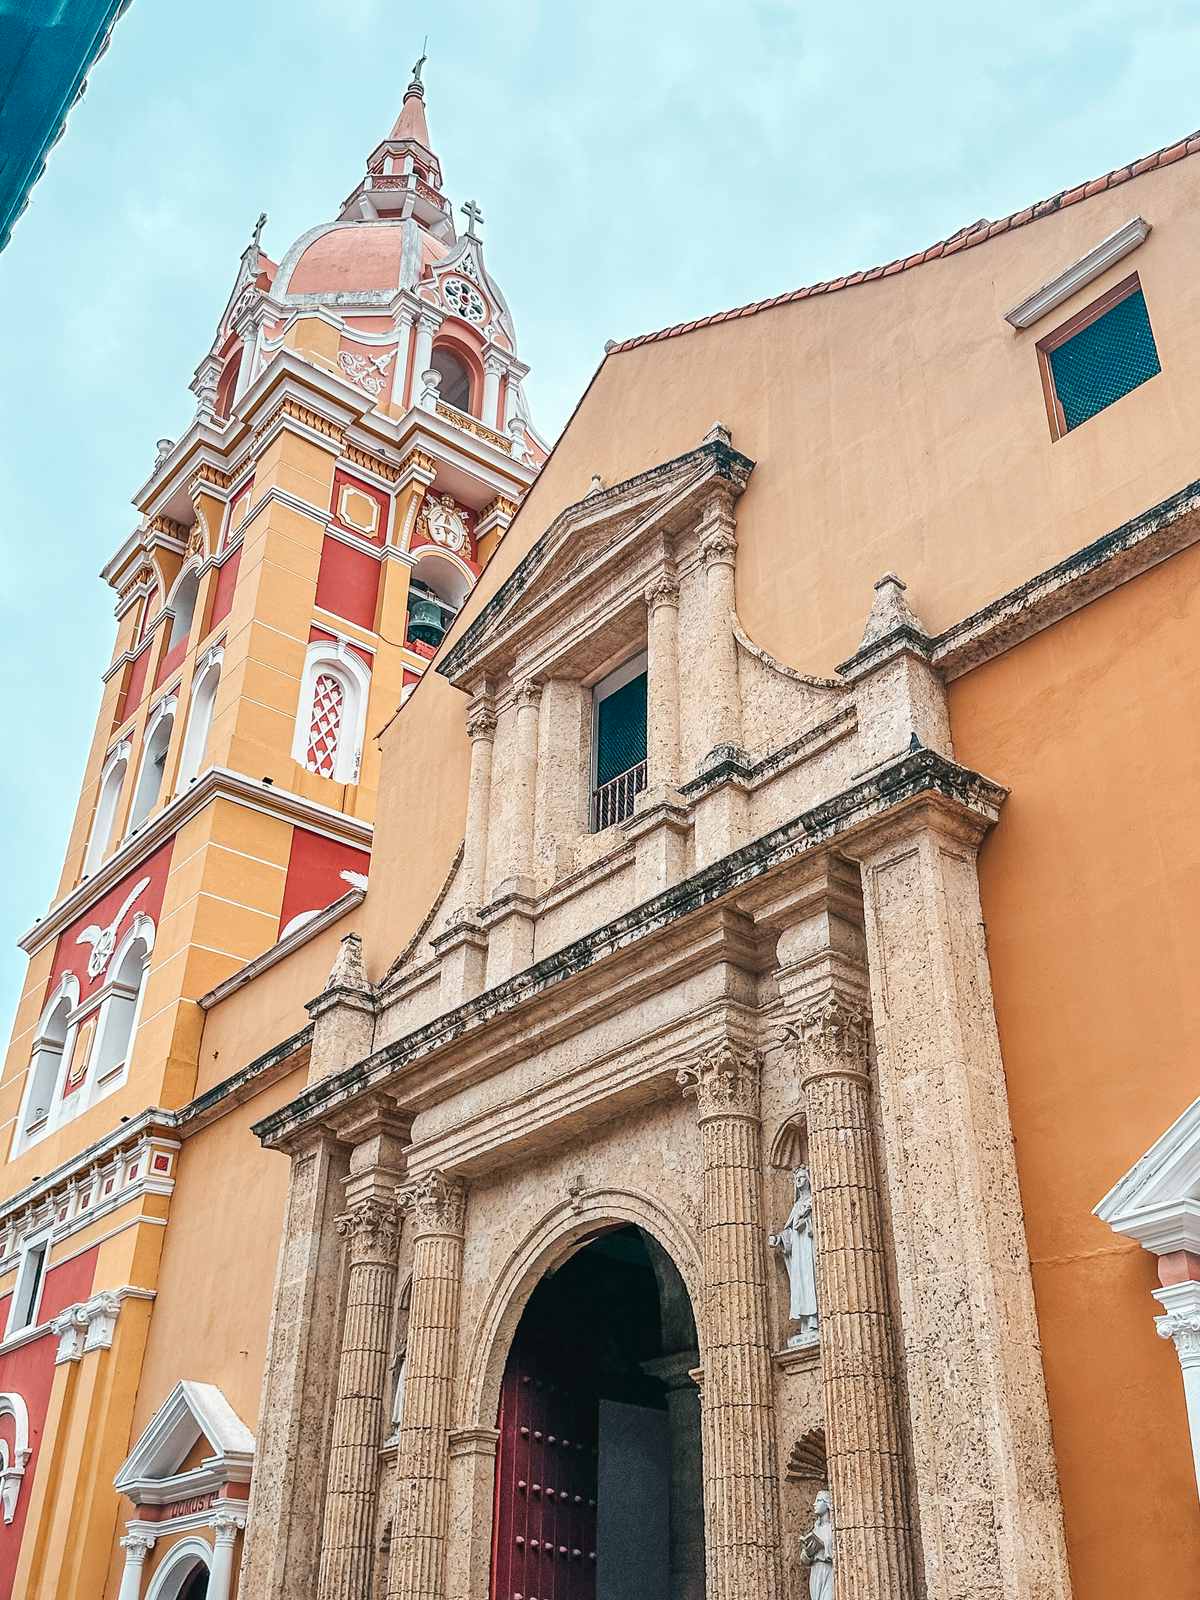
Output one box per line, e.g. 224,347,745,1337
604,339,617,353
326,932,369,995
858,572,930,650
586,473,604,497
703,420,732,446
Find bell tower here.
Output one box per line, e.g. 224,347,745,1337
0,62,544,1597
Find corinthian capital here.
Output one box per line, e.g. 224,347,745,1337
698,527,737,567
515,679,543,711
336,1196,402,1263
399,1169,467,1236
677,1042,762,1119
1158,1308,1200,1362
465,701,497,741
781,993,870,1080
644,570,680,610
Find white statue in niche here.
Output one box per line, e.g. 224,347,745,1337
769,1166,819,1345
799,1490,834,1600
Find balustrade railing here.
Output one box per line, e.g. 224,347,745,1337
590,761,646,832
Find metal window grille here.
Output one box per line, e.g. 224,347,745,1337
1049,287,1160,432
591,672,647,831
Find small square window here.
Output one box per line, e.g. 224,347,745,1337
1038,274,1161,438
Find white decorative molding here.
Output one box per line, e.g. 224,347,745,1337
1094,1094,1200,1256
75,876,151,980
52,1285,155,1365
114,1378,255,1506
0,1393,31,1523
1154,1279,1200,1500
1003,216,1151,329
338,347,395,397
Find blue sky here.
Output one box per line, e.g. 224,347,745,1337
1,0,1197,1031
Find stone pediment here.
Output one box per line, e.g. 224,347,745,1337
1095,1094,1200,1255
438,428,754,688
114,1380,254,1507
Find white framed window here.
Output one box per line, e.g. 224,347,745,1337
165,563,202,652
175,647,223,793
292,640,371,784
16,975,78,1144
6,1237,49,1337
590,651,648,832
127,696,177,834
82,741,131,876
87,920,153,1091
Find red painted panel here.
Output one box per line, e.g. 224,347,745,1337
491,1338,599,1600
330,469,390,544
278,829,370,937
124,643,151,718
208,545,241,632
48,841,173,1009
314,537,380,632
0,1245,98,1600
154,636,187,691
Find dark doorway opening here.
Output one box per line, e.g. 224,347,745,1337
490,1225,703,1600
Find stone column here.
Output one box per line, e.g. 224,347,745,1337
644,571,681,790
1155,1280,1200,1497
209,1512,246,1600
412,310,441,398
782,992,913,1600
482,353,505,429
240,1132,350,1600
849,800,1073,1600
317,1197,402,1600
460,699,496,911
509,680,541,880
677,1043,784,1600
116,1533,154,1600
392,304,417,409
697,491,742,762
386,1170,468,1600
642,1351,705,1600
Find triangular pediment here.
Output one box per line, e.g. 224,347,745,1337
114,1380,254,1506
439,430,754,687
1094,1093,1200,1254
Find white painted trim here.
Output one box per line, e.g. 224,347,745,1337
83,741,132,877
144,1536,213,1600
1095,1094,1200,1255
115,1379,255,1505
199,887,365,1010
1003,216,1151,329
0,1392,31,1523
175,648,224,794
1154,1279,1200,1501
20,767,373,958
291,640,372,785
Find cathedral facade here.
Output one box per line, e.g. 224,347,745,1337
2,69,1200,1600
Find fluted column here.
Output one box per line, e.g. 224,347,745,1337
460,699,496,911
509,680,541,879
784,993,913,1600
387,1171,467,1600
697,493,741,759
318,1197,403,1600
117,1533,154,1600
677,1044,784,1600
645,571,681,789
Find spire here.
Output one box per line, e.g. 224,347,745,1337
858,573,930,650
390,45,433,150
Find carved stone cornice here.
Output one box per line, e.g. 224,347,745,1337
398,447,438,481
399,1170,467,1236
337,1196,402,1264
344,443,403,484
781,993,871,1085
677,1042,762,1120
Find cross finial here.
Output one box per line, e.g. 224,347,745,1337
250,212,267,251
411,35,428,86
461,199,484,240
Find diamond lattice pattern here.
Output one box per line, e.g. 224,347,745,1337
306,672,345,777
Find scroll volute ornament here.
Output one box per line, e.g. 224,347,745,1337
398,1169,467,1235
677,1041,763,1118
781,994,871,1083
336,1196,402,1264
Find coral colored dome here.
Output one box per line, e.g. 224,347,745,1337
278,220,450,299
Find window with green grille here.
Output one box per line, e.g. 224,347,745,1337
1045,283,1160,434
595,671,647,787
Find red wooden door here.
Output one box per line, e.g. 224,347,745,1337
491,1339,598,1600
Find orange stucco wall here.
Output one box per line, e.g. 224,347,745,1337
949,540,1200,1596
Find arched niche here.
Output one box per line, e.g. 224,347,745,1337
175,648,223,792
83,740,131,876
165,563,202,652
430,342,477,415
291,640,372,785
19,974,78,1141
128,697,177,833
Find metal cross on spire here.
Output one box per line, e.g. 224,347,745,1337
250,212,267,251
461,199,484,240
411,35,428,86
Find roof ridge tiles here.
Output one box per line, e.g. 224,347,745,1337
606,126,1200,356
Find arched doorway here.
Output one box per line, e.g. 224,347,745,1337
490,1224,703,1600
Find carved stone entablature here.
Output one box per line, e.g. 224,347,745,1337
677,1042,762,1121
781,994,871,1084
399,1170,467,1236
337,1197,402,1264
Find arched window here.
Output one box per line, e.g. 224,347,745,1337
291,641,371,784
405,552,471,652
83,741,130,876
0,1393,31,1523
166,565,202,652
175,649,223,793
145,1537,213,1600
214,349,242,421
431,346,472,413
20,980,76,1139
128,698,177,833
89,921,152,1087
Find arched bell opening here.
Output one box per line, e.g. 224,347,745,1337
489,1223,704,1600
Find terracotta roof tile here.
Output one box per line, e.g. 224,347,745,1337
606,126,1200,356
